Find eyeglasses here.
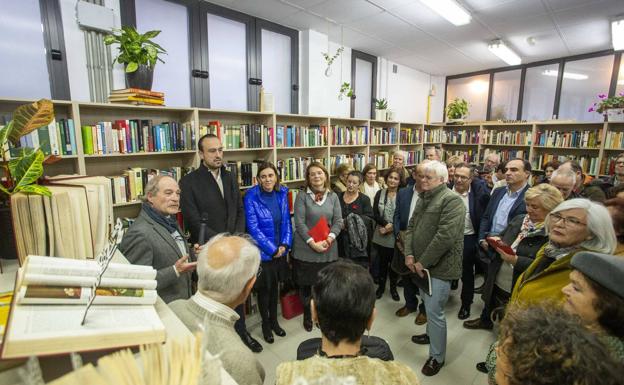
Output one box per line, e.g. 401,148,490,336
454,175,471,181
550,212,587,227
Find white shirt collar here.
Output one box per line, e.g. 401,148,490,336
453,186,470,197
192,291,239,322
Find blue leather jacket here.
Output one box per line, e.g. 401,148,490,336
244,185,293,262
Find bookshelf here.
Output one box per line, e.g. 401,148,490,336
2,97,623,219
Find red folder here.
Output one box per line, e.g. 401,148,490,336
307,215,330,242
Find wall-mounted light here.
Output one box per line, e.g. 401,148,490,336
420,0,471,26
542,70,588,80
612,18,624,51
487,40,521,65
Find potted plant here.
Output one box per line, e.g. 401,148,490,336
0,99,55,259
446,98,468,124
338,82,354,101
104,26,167,91
374,98,388,121
588,92,624,122
322,46,344,77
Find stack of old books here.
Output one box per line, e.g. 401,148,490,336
108,88,165,106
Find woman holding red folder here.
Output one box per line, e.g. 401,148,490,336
293,162,344,331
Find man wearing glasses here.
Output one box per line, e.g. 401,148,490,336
179,134,262,353
608,153,624,187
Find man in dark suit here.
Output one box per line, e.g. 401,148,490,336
392,163,427,325
179,134,262,353
464,158,530,330
452,164,490,320
119,175,196,304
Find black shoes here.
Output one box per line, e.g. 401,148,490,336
422,357,444,376
241,331,263,353
458,305,471,320
303,314,313,332
375,286,384,299
476,362,488,373
262,323,274,344
463,318,493,330
390,286,400,301
411,333,430,345
271,322,286,337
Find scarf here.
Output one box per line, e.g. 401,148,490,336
510,215,545,251
143,202,179,234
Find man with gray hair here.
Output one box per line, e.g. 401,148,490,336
550,168,578,200
424,146,441,161
169,234,265,385
119,175,196,303
403,161,464,376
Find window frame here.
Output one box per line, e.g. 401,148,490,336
350,49,378,119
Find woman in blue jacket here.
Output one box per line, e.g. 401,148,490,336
244,162,293,344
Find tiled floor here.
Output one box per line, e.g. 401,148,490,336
252,278,495,385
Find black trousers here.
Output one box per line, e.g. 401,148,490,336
376,244,398,291
479,285,511,324
299,285,312,320
460,234,479,306
257,281,279,326
234,304,247,336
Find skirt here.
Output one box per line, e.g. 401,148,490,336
293,259,335,287
254,257,289,290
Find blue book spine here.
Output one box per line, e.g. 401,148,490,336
68,119,77,155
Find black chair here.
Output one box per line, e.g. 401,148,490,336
296,335,394,361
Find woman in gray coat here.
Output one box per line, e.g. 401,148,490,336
293,162,343,331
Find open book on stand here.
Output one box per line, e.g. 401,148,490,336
1,255,166,359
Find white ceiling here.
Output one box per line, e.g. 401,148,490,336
203,0,624,76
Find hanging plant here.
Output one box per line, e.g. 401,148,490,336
322,46,344,77
338,82,354,101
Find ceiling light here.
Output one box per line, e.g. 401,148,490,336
420,0,471,26
487,40,521,65
542,70,588,80
612,18,624,51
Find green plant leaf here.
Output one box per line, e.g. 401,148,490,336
125,62,139,73
0,122,11,149
16,183,51,197
143,30,161,39
0,183,10,197
103,35,116,45
10,147,42,188
6,100,54,146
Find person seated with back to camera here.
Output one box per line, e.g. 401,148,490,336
276,260,420,385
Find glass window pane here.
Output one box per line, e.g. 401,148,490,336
446,74,489,121
490,70,521,120
0,0,51,99
617,59,624,97
354,58,373,119
559,55,614,122
136,0,190,107
207,14,247,111
522,63,558,121
261,29,291,113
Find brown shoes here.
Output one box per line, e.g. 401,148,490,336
463,318,493,330
415,311,427,325
422,357,444,376
395,306,416,317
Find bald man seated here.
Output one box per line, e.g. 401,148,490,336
169,234,265,385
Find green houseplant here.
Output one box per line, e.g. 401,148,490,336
374,98,388,121
338,82,354,101
104,26,167,90
0,99,55,198
446,98,468,123
589,92,624,122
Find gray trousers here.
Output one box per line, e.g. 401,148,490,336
422,277,452,362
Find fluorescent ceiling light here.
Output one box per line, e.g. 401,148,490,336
542,70,588,80
487,40,521,65
612,18,624,51
420,0,471,26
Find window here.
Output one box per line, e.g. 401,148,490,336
351,50,377,119
446,74,489,121
617,59,624,97
559,55,614,122
490,70,521,120
136,0,191,107
522,63,559,121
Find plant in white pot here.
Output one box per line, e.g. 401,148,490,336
104,26,167,91
446,98,468,125
374,98,388,121
588,92,624,122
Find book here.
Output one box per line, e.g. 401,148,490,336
108,96,165,105
410,268,431,296
486,237,515,255
110,88,165,98
308,215,330,242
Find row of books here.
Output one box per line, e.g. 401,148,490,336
223,123,273,149
424,128,445,143
2,118,78,160
331,125,368,145
601,156,622,175
276,125,327,148
276,157,327,182
482,130,531,145
604,131,624,149
445,150,478,163
482,148,527,163
81,120,195,155
369,151,391,170
330,153,366,173
225,160,263,187
107,167,194,205
446,129,479,144
533,154,599,175
405,150,421,165
370,127,397,145
535,130,600,148
400,128,422,144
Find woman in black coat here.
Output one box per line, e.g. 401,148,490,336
337,171,374,266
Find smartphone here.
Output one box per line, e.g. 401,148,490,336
486,237,516,255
